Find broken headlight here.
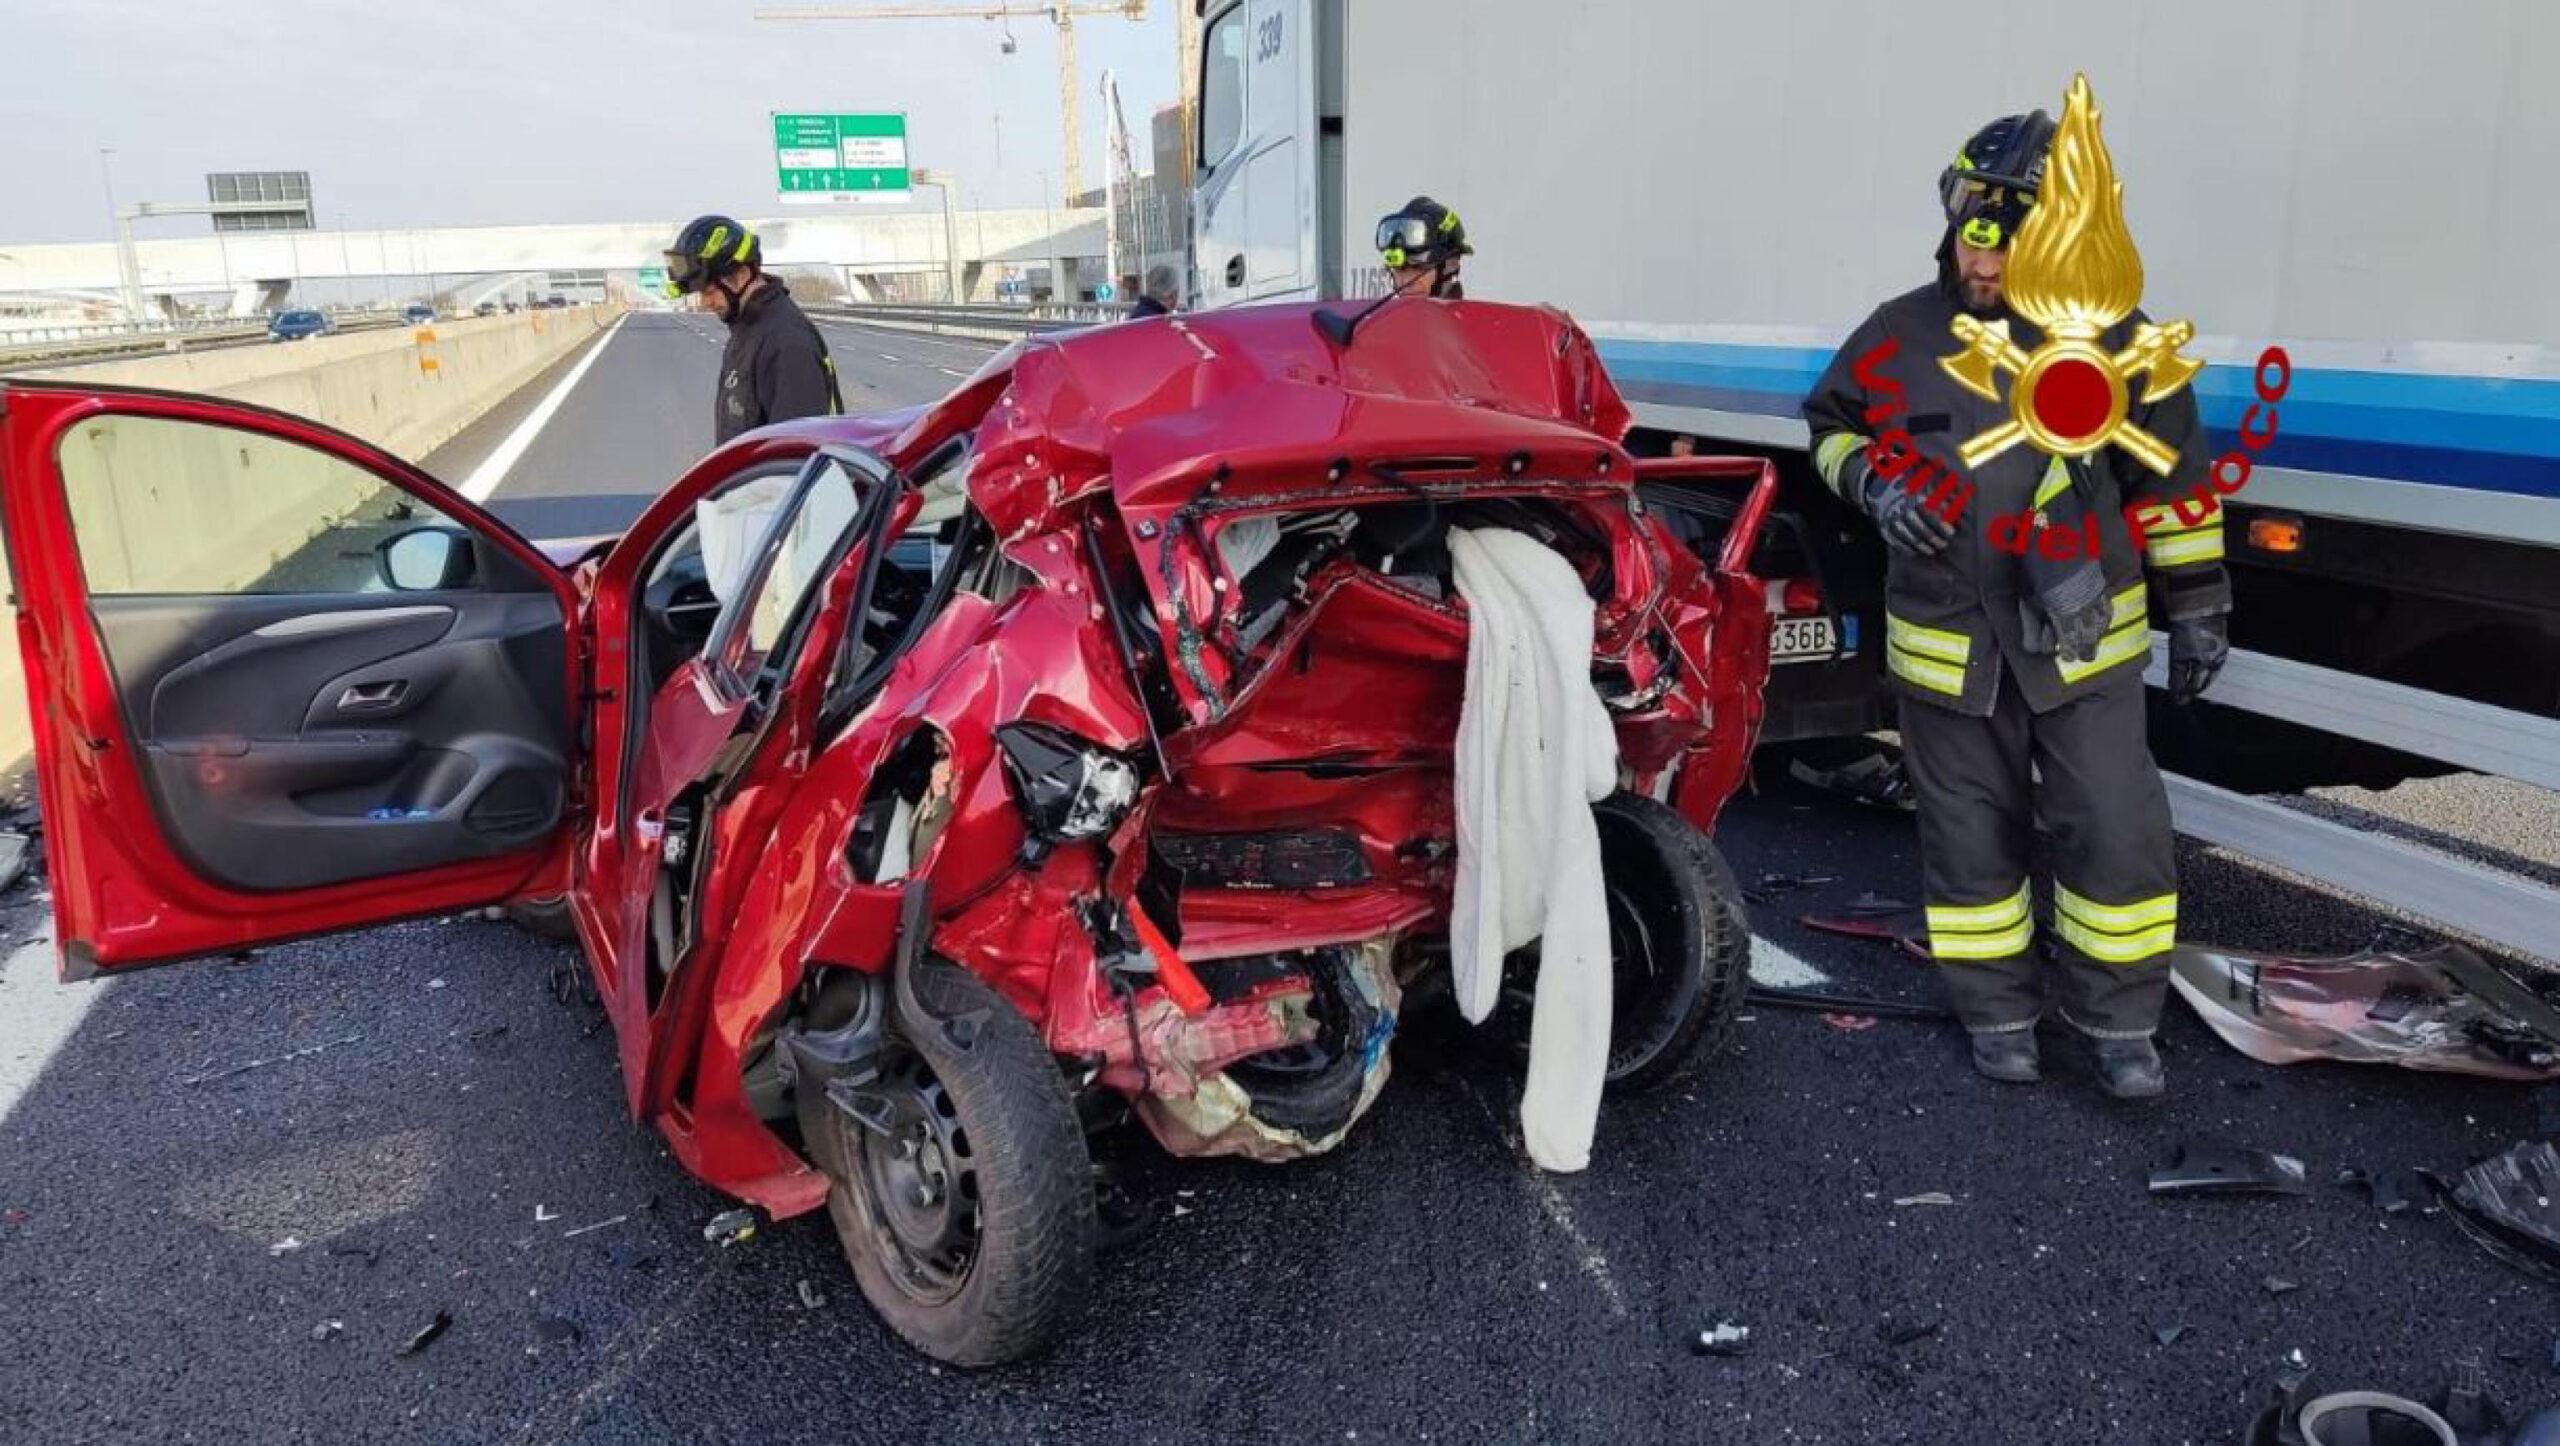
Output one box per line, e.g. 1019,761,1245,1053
995,723,1140,844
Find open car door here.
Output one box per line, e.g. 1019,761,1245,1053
0,383,582,977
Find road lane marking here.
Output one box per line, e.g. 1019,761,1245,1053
0,926,93,1130
461,314,628,503
1452,1076,1627,1318
1748,936,1832,989
877,352,902,362
933,365,965,376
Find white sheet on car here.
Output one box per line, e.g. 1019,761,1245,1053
1449,526,1620,1174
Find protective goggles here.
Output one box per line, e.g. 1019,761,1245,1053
1376,215,1435,268
661,251,711,298
1942,180,2030,249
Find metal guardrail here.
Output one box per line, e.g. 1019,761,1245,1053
806,302,1128,340
0,311,407,372
2142,636,2560,966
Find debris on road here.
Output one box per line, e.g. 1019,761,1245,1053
534,1205,560,1223
2149,1143,2311,1198
180,1033,362,1087
1893,1192,1956,1208
1743,870,1838,904
310,1319,343,1342
1743,985,1953,1023
267,1236,304,1257
2337,1165,2435,1216
1690,1322,1751,1357
2262,1277,2302,1297
603,1240,660,1273
703,1208,759,1249
796,1279,827,1311
528,1315,583,1354
2154,1323,2189,1346
559,1213,629,1240
2441,1140,2560,1286
2171,943,2560,1080
1786,745,1916,813
395,1311,452,1358
1882,1320,1941,1347
1821,1012,1879,1033
1799,894,1927,945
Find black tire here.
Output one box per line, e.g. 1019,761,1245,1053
505,897,578,941
811,957,1094,1367
1590,790,1751,1093
1223,946,1387,1139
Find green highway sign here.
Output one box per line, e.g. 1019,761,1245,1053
637,264,667,293
773,112,911,204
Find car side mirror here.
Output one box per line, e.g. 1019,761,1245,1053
379,526,476,591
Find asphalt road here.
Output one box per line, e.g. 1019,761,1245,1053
2,318,2554,1444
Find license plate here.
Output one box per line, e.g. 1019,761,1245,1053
1770,614,1840,663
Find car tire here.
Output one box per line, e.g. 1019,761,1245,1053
504,897,578,942
1599,791,1752,1093
812,956,1094,1367
1494,791,1751,1095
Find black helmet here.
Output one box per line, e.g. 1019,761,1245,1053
1938,111,2056,250
663,214,761,298
1375,195,1473,270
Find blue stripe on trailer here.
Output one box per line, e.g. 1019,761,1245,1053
1595,337,2560,500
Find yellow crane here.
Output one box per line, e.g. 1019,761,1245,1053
753,2,1147,206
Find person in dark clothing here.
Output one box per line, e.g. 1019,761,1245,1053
1800,103,2231,1099
662,214,843,444
1128,264,1180,319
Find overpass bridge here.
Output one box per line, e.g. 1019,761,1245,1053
0,209,1108,319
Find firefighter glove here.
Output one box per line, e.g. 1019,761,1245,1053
2167,614,2230,703
1860,468,1955,558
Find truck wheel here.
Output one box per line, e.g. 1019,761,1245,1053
813,957,1094,1367
1591,790,1752,1094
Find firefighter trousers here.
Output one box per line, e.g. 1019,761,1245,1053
1899,665,2178,1039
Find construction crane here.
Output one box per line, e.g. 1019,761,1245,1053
754,2,1147,206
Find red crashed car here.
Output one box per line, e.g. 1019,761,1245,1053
0,299,1774,1365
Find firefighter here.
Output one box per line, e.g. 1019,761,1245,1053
1376,196,1471,299
661,214,843,444
1800,111,2232,1097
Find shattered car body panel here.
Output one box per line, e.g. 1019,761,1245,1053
2172,943,2560,1081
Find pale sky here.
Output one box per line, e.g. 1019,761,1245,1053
0,0,1183,243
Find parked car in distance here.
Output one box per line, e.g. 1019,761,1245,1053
473,302,499,317
265,309,332,342
544,294,569,308
402,304,437,327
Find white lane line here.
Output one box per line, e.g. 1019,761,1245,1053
933,365,965,377
0,926,93,1130
462,314,629,503
877,352,902,363
1748,936,1832,989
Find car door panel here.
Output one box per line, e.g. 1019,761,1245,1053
0,382,582,974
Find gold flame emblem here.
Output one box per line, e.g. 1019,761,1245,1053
1940,73,2202,475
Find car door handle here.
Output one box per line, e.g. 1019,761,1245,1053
336,679,409,713
1225,253,1246,288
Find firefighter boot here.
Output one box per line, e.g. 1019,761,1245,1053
1970,1031,2042,1084
2093,1036,2166,1099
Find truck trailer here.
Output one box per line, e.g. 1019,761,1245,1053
1188,0,2560,957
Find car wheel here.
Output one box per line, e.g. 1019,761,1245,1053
1493,791,1751,1094
811,956,1093,1367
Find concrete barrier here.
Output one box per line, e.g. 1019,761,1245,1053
33,305,617,463
0,306,621,799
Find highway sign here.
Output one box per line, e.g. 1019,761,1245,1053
637,265,668,294
773,112,911,205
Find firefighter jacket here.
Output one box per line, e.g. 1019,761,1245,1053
1803,281,2232,718
716,279,844,444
